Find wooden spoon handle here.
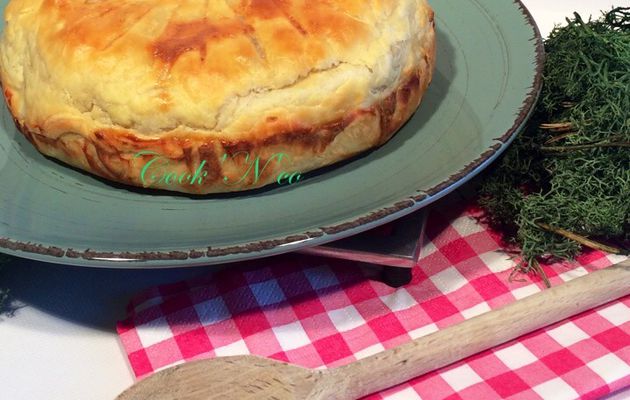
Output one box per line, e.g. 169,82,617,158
338,260,630,399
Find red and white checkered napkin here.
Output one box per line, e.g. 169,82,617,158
117,202,630,399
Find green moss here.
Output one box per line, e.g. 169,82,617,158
479,8,629,280
0,254,10,309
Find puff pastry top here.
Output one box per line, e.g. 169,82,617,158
0,0,436,194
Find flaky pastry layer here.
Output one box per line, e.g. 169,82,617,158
0,0,436,194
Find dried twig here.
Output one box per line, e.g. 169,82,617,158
537,223,626,255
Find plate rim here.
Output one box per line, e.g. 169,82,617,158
0,0,544,267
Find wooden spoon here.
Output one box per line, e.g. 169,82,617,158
118,260,630,400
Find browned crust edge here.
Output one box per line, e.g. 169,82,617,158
9,58,432,196
0,1,544,263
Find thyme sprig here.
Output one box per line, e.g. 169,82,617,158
480,8,630,284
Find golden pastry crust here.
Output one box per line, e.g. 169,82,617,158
0,0,436,194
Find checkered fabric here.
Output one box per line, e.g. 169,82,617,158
117,201,630,399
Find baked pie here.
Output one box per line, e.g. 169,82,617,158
0,0,436,194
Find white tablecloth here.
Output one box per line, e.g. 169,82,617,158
0,1,626,399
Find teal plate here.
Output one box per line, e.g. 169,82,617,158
0,0,543,268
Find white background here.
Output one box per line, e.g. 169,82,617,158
0,1,626,399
